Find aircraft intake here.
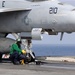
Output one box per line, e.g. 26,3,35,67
0,38,15,53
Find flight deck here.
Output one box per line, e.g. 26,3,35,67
1,57,75,75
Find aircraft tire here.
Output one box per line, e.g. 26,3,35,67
27,52,35,63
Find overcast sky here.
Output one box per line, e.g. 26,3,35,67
60,0,75,6
8,0,75,45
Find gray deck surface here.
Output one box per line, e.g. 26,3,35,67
0,61,75,75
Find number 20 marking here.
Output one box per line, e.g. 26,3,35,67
49,7,58,14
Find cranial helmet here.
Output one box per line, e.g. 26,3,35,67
17,39,21,42
16,39,21,44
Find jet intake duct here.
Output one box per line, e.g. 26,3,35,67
0,38,15,53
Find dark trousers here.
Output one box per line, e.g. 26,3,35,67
10,52,27,64
19,54,28,62
10,51,19,64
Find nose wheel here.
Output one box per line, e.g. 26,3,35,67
23,39,42,65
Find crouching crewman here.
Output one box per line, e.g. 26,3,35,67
10,39,27,65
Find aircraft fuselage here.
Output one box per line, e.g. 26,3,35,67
0,0,75,33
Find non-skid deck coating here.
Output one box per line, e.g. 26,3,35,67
0,61,75,75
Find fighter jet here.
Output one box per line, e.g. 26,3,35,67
0,0,75,59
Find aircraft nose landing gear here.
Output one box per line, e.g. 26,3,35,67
21,39,36,63
21,39,42,65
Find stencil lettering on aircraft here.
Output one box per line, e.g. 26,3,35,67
49,7,58,14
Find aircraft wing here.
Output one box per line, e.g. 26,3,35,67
0,8,31,13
